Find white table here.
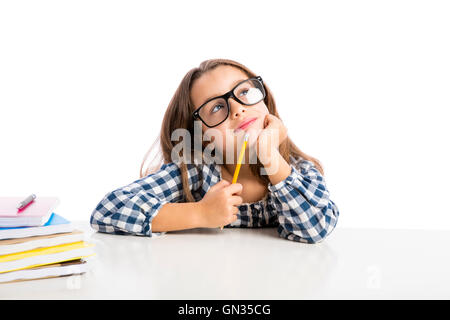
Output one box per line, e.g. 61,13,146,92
1,222,450,299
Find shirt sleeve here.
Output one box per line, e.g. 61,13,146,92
268,157,340,244
90,162,201,237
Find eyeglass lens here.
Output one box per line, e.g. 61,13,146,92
198,78,264,127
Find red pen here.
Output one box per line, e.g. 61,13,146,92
16,194,36,212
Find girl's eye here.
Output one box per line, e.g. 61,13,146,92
211,104,224,114
239,89,249,96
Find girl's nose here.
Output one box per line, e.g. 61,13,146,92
229,99,245,120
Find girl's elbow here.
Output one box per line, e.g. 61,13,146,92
304,200,340,243
278,207,339,244
90,208,108,233
280,223,336,244
312,212,339,243
308,223,337,243
89,194,117,233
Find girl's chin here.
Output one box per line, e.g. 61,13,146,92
233,127,262,149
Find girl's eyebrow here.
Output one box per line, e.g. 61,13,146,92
201,78,246,105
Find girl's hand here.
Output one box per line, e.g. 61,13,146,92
256,114,288,164
197,180,243,228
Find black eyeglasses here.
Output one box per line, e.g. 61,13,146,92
192,76,266,128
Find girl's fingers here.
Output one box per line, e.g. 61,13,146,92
211,179,230,191
224,183,243,195
229,195,243,206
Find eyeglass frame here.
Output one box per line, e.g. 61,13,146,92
192,76,266,128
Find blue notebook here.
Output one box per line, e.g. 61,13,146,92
0,213,74,240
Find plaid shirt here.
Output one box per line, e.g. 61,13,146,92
90,155,339,244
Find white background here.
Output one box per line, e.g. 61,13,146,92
1,0,449,229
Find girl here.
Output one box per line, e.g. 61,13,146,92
90,58,339,244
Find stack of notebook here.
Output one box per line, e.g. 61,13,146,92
0,196,94,283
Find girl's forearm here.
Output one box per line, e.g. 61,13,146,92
151,202,203,232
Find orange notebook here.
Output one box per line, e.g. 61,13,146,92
0,197,59,227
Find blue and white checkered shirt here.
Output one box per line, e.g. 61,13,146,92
90,155,339,244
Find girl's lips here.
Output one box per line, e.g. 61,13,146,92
234,117,257,133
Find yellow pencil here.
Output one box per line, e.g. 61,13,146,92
221,133,249,230
232,133,249,184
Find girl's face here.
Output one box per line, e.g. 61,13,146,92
190,65,269,160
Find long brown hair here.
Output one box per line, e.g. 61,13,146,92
140,58,324,202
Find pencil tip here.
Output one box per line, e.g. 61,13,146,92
244,133,249,141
